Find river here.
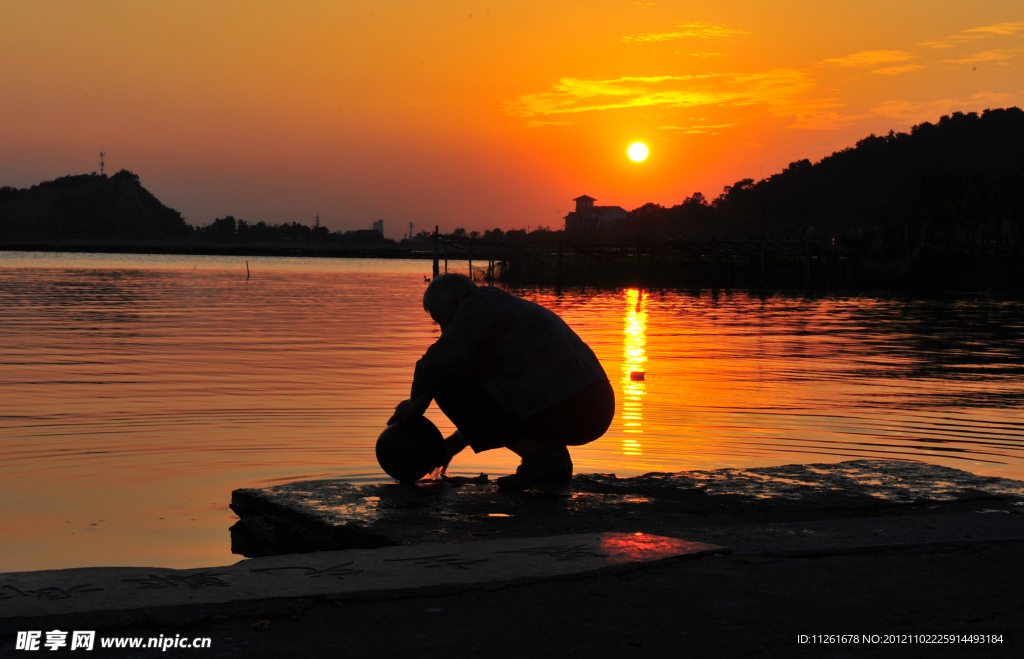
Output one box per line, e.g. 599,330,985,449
1,251,1022,571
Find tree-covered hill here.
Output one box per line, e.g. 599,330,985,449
0,170,190,239
614,107,1024,256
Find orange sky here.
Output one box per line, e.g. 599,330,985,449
1,1,1021,237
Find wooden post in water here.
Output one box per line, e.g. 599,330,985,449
556,239,563,287
725,241,732,289
468,257,473,280
444,243,448,274
432,225,440,279
630,239,638,286
759,239,766,289
712,237,719,289
804,241,812,289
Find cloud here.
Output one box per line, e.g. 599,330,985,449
505,70,814,118
656,123,737,133
782,102,860,130
823,50,916,67
873,64,925,75
524,120,572,128
622,22,748,44
918,21,1024,48
870,93,1016,121
940,49,1022,64
678,52,729,57
962,21,1024,37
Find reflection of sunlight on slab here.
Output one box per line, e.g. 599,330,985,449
620,289,648,456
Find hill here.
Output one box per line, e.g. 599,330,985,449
0,170,190,239
615,107,1024,256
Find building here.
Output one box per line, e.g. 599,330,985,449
371,219,384,235
563,195,627,231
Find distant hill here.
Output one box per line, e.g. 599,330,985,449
0,170,189,239
616,107,1024,255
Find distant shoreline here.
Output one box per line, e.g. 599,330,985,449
0,239,437,260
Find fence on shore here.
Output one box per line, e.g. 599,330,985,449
430,230,1023,292
433,233,866,290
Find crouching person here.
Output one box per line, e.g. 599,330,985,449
388,273,614,490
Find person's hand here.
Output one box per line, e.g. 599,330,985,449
386,399,418,426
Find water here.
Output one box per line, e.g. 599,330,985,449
1,251,1023,572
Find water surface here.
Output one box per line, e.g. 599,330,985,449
1,251,1022,572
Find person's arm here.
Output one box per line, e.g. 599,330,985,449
388,293,492,423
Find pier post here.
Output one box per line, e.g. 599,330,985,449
760,238,766,289
444,243,448,274
556,239,563,287
804,241,812,289
712,237,719,289
468,257,473,281
636,237,643,285
432,225,440,279
725,241,732,289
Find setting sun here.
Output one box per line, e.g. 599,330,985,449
628,143,649,162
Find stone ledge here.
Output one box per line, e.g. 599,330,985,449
0,533,723,632
229,459,1024,557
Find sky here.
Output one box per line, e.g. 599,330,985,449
1,1,1022,237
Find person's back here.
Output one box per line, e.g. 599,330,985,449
388,274,615,489
415,285,607,420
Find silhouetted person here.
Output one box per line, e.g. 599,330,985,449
388,273,614,489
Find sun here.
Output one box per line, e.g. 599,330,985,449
628,142,648,162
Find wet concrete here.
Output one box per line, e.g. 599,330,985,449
229,459,1024,557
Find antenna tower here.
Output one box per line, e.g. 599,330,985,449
99,148,105,176
315,213,320,229
409,221,414,240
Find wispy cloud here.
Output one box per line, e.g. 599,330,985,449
656,123,737,133
940,49,1022,64
870,92,1016,120
622,22,748,44
505,71,813,118
962,21,1024,36
919,21,1024,48
823,50,916,67
678,52,728,58
873,64,925,75
524,120,572,128
782,102,856,130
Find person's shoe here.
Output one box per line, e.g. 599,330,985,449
496,446,573,490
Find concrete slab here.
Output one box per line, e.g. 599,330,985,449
229,459,1024,557
0,533,723,621
669,511,1024,555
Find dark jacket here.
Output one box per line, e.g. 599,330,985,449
410,287,608,419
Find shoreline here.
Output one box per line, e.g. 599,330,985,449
3,459,1022,650
0,239,436,260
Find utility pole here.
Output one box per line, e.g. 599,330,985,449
99,148,105,176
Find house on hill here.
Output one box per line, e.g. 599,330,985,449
563,195,627,231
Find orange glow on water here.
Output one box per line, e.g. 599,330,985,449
2,255,1024,572
620,289,647,456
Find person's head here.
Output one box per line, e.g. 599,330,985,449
423,273,477,330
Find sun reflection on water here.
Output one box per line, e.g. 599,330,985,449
620,288,648,456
